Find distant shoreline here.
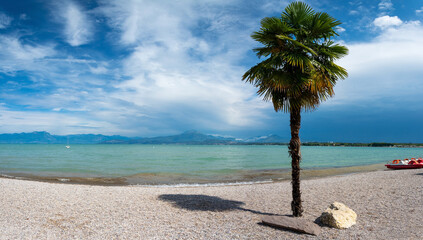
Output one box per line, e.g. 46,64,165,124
1,142,423,148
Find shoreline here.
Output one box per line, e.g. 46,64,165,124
1,168,422,239
0,163,386,186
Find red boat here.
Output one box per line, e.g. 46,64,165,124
385,159,423,169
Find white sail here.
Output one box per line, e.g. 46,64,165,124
66,136,70,148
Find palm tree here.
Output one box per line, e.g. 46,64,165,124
243,1,348,217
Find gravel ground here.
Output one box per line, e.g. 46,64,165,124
1,169,422,239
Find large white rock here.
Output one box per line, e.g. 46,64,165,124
320,202,357,229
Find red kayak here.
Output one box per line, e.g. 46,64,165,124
385,159,423,169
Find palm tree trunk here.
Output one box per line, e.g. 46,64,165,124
289,107,303,217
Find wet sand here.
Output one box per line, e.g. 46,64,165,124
1,168,422,239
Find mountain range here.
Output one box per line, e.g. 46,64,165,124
0,131,287,144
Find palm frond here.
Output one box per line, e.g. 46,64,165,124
307,12,341,40
276,34,316,55
282,1,315,29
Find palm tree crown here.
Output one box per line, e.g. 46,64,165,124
243,1,348,113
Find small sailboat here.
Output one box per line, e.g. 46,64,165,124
66,136,70,149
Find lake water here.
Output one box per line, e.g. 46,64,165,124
0,144,422,185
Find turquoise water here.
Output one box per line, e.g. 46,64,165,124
0,144,422,185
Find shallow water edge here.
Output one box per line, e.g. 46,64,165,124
0,163,387,187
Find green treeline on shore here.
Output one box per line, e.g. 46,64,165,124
234,142,423,148
302,142,423,147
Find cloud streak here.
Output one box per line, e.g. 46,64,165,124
0,12,12,29
54,0,93,46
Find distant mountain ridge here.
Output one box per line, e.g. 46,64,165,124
105,130,236,145
0,131,130,144
0,131,286,144
244,134,286,143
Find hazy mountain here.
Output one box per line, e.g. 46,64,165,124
104,130,237,144
0,131,57,144
0,131,130,144
244,134,287,143
0,131,285,144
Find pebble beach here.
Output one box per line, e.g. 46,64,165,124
1,168,422,239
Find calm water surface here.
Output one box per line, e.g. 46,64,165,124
0,144,421,185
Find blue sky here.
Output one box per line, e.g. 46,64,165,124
0,0,422,142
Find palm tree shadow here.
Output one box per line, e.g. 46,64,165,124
158,194,280,216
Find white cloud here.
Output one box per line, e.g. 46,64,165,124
113,44,268,132
416,7,423,14
349,10,359,15
89,65,108,74
336,26,346,33
2,0,421,138
378,0,393,11
0,34,122,135
0,0,273,136
53,0,93,46
19,13,28,20
11,0,408,136
0,12,13,29
373,15,402,29
0,84,142,135
331,21,423,108
0,35,56,74
0,36,54,60
95,0,268,134
99,0,196,46
0,106,119,135
45,58,97,64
